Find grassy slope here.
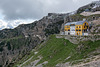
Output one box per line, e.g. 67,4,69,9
36,35,100,67
36,35,77,66
14,35,100,67
13,50,35,67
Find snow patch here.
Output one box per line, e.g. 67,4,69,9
92,1,100,9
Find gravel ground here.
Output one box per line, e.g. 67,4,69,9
80,11,100,16
56,55,100,67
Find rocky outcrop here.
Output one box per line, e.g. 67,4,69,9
0,36,41,67
0,1,100,67
77,1,100,13
56,55,100,67
56,34,100,44
88,18,100,34
0,13,67,67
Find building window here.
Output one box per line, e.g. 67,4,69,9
84,26,85,28
76,29,78,31
76,26,78,28
65,29,67,31
85,23,86,26
79,26,81,28
79,29,81,31
68,29,70,31
84,29,87,32
84,29,85,32
87,26,88,29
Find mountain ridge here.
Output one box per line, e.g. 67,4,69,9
0,1,100,67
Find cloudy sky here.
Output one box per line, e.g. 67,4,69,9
0,0,97,29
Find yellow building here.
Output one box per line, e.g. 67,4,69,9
64,21,89,35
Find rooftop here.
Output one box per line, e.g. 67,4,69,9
65,21,88,26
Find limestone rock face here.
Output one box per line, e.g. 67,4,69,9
90,18,100,34
0,1,100,67
77,1,100,13
0,13,67,67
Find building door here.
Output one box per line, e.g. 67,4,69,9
68,32,70,35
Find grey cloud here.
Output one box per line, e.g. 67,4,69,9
0,0,44,20
0,0,96,20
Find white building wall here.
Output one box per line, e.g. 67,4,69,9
70,31,76,35
84,33,88,36
65,31,70,35
70,26,75,35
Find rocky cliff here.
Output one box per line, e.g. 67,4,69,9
0,13,67,67
77,1,100,13
0,1,100,67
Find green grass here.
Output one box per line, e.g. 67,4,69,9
66,40,100,65
14,35,100,67
36,35,100,66
13,50,35,67
34,35,77,67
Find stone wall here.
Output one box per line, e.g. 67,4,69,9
56,34,100,44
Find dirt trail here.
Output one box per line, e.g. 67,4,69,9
18,56,34,67
56,55,100,67
18,51,38,67
73,55,100,67
80,11,100,16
